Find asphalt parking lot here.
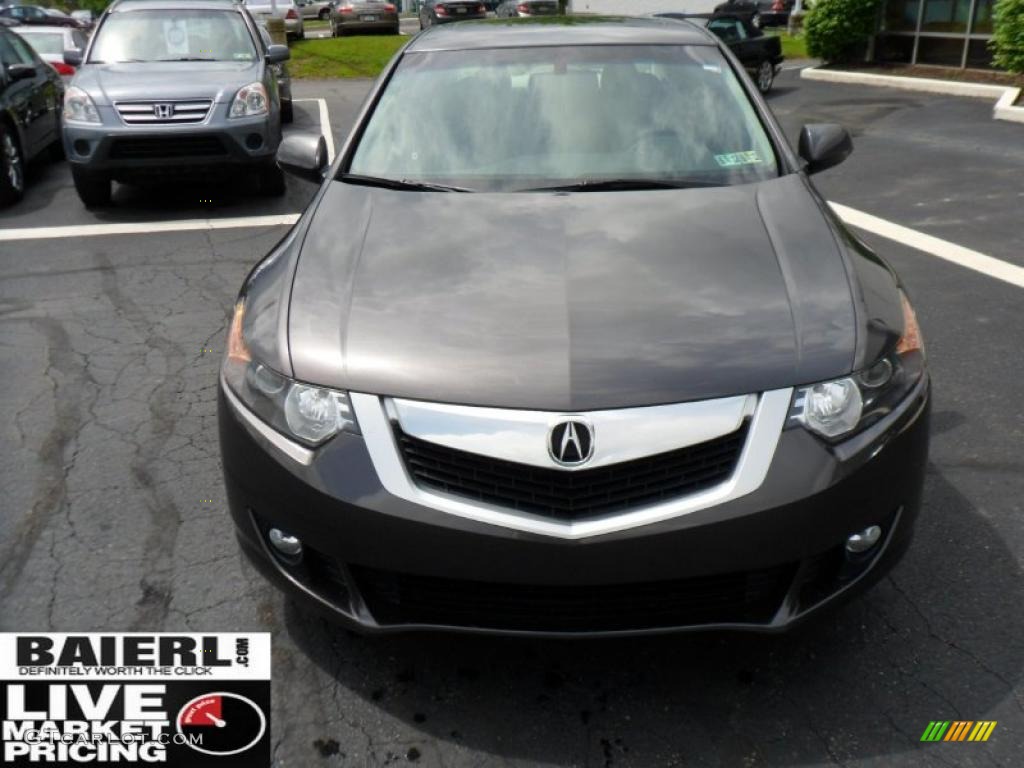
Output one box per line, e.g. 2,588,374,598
2,69,1023,767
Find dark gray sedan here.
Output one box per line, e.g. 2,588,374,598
495,0,558,18
330,1,399,36
220,18,930,636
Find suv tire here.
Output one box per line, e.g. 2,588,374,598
259,163,286,197
72,166,112,208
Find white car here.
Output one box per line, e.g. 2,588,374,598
297,0,333,20
243,0,305,39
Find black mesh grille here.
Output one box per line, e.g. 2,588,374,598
352,563,795,632
109,135,226,159
395,422,748,521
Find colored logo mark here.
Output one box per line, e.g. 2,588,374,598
920,721,997,742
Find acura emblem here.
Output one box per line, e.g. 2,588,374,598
548,420,594,467
153,103,174,119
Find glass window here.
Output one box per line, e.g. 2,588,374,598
89,9,257,63
17,31,66,56
916,35,967,64
708,19,747,43
971,0,995,34
348,45,779,192
921,0,971,33
6,32,37,65
884,0,921,32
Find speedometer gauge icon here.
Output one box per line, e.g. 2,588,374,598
176,692,267,757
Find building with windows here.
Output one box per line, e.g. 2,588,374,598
877,0,996,68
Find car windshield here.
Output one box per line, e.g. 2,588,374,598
88,9,257,63
347,44,779,192
17,30,64,55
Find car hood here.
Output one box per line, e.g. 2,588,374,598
288,173,860,411
73,61,262,104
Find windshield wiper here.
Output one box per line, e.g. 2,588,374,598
340,174,475,193
525,178,718,192
156,57,219,62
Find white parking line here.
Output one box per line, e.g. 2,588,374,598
0,215,300,242
829,202,1024,290
294,97,335,162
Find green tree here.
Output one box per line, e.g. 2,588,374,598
992,0,1024,73
804,0,880,64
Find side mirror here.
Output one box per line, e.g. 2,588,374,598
266,44,290,64
798,123,853,175
277,133,329,183
6,63,35,82
63,48,83,67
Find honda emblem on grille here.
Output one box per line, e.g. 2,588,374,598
153,103,174,119
549,420,594,467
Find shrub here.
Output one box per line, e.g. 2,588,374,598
993,0,1024,73
804,0,881,64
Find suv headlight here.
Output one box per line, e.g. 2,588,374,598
63,86,100,124
223,300,358,446
229,82,269,118
790,290,925,441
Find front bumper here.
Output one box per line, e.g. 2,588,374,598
219,378,930,636
64,109,277,180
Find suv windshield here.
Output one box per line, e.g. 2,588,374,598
89,9,257,63
348,45,779,192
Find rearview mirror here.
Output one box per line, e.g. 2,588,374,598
63,48,83,67
266,44,290,65
798,123,853,175
6,63,35,82
277,133,329,183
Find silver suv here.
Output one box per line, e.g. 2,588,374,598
62,0,290,207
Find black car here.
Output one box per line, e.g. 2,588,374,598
660,13,783,93
714,0,761,27
418,0,486,29
0,24,64,205
0,4,83,28
219,18,930,637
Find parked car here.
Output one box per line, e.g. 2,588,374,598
244,0,304,40
297,0,332,20
70,9,95,29
418,0,486,29
257,22,292,123
0,24,64,205
330,1,398,36
62,0,291,206
219,18,930,636
659,13,782,93
760,0,794,27
0,4,83,28
714,1,760,24
11,24,88,76
495,0,557,18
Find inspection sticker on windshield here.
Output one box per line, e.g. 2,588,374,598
715,151,763,168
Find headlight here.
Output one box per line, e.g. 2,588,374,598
63,86,100,124
223,300,358,446
791,290,925,441
229,82,269,118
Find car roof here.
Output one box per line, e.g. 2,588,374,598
110,0,242,12
406,18,716,53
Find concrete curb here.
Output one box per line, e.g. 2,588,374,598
800,66,1024,125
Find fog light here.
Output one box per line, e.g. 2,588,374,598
268,528,302,558
73,139,90,156
846,525,882,554
245,133,263,150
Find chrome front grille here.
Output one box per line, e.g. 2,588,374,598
114,99,213,125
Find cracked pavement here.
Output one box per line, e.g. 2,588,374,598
1,75,1022,766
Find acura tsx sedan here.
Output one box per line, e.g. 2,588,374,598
219,18,931,635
